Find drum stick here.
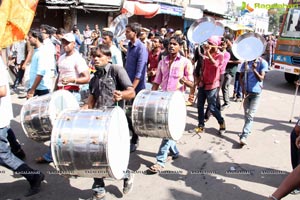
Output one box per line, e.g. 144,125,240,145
289,83,299,123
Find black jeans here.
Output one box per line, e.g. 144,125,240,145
32,89,50,96
7,128,21,153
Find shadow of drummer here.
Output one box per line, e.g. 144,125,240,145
155,150,286,200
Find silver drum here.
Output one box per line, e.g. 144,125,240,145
132,90,186,141
51,107,130,179
20,90,80,142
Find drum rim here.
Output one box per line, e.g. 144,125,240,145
187,16,216,44
106,106,130,179
232,32,267,61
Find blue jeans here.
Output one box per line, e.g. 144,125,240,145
241,93,261,138
156,138,179,167
197,87,224,127
0,126,23,170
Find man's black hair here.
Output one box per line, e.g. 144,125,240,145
102,31,114,39
126,22,142,36
29,28,43,43
169,36,184,46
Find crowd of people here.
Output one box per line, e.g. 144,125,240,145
0,20,298,200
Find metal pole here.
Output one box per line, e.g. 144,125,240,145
289,83,299,123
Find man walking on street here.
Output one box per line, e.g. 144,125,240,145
195,36,226,135
0,56,45,197
148,36,193,173
124,22,148,152
239,57,268,145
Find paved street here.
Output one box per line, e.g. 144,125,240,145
1,70,300,200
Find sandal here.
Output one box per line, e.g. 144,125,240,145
148,163,163,173
167,153,179,162
35,156,51,164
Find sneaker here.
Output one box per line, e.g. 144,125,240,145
123,172,134,194
86,188,106,200
195,126,205,134
240,137,247,145
219,121,226,135
167,153,179,162
221,103,230,111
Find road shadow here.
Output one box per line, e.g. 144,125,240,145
226,113,293,134
155,150,287,200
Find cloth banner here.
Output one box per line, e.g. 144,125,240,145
0,0,38,48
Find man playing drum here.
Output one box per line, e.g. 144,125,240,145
149,36,194,173
35,33,90,164
83,44,135,200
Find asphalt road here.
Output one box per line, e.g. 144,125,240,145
1,70,300,200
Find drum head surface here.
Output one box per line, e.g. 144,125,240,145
187,17,216,44
212,21,225,36
48,90,80,124
107,107,130,180
232,33,266,61
167,91,186,140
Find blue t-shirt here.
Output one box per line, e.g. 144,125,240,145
29,46,53,90
125,39,148,94
240,58,268,94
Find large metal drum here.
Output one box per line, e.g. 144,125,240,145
20,90,80,142
132,90,186,141
51,107,130,179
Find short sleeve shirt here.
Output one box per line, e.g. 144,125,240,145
240,58,268,93
89,64,133,109
0,58,13,128
29,46,53,90
57,51,89,87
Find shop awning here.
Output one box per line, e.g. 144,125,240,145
122,1,160,18
121,0,183,18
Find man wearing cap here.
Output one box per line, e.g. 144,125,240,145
35,32,90,163
195,36,226,135
139,27,152,51
165,28,174,39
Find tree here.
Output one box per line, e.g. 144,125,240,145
268,8,286,34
